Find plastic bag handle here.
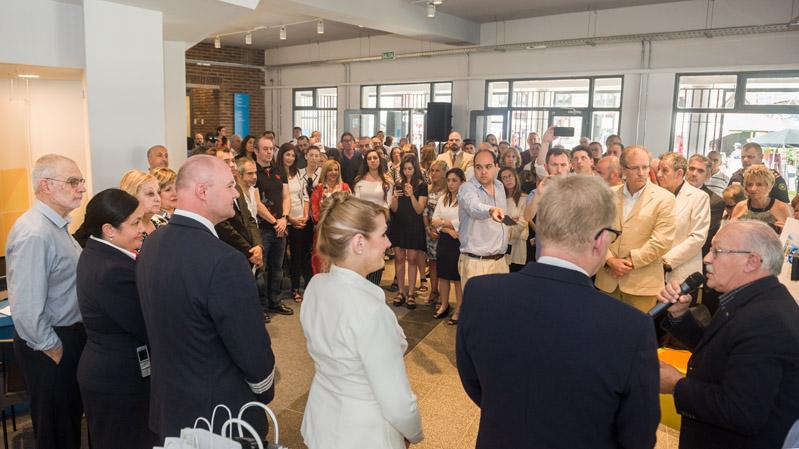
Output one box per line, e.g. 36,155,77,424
193,417,211,430
220,418,264,449
237,401,280,444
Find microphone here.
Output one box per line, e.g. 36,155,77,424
648,272,705,317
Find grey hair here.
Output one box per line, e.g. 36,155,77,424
728,220,783,276
31,154,76,193
536,175,616,249
688,154,712,172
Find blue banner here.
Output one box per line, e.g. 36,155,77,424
233,93,250,137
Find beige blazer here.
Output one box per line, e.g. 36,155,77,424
663,182,710,284
595,181,676,296
436,150,474,179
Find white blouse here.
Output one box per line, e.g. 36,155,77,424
432,199,460,232
354,179,390,208
287,173,309,218
505,194,529,265
300,265,423,449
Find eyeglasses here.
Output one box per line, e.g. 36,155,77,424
709,247,752,257
595,227,622,244
45,177,85,188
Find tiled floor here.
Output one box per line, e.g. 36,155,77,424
0,260,681,448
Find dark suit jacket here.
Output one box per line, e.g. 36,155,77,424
457,262,660,449
700,185,724,257
729,167,789,202
215,184,262,262
76,238,149,395
663,276,799,449
137,214,276,439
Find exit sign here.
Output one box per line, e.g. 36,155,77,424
381,51,396,60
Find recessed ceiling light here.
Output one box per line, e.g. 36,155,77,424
18,74,40,78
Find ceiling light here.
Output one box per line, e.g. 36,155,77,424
317,19,324,34
426,2,436,18
526,44,547,50
432,0,443,4
279,26,287,40
17,74,40,78
245,32,252,45
214,36,221,48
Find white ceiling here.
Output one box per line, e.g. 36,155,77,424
434,0,686,22
204,19,386,50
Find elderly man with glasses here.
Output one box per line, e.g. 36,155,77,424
6,154,88,449
595,145,677,313
657,220,799,449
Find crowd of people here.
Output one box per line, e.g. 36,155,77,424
5,122,799,449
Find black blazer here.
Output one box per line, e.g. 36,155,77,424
457,262,660,449
137,214,276,439
663,276,799,449
76,238,149,395
216,184,263,261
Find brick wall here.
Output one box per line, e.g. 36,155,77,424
186,43,265,139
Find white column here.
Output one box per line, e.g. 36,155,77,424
164,40,188,169
83,0,165,190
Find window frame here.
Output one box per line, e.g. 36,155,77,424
482,75,624,142
669,70,799,153
292,86,338,147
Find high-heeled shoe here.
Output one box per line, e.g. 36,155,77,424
447,316,458,326
393,293,406,307
433,302,450,319
406,294,417,310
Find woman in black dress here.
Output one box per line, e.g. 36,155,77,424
73,189,157,449
389,153,428,309
431,168,465,324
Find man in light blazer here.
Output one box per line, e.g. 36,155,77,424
436,131,474,179
595,146,676,312
657,152,710,284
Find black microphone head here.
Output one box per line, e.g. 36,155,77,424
679,272,705,295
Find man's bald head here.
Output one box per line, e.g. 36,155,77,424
147,145,169,169
176,155,239,224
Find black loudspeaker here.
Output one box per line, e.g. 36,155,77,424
425,102,452,142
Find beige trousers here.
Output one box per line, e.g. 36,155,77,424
458,254,509,290
609,287,657,313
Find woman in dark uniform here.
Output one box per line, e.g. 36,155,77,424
74,189,157,449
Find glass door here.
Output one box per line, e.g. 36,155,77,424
470,110,508,144
380,110,410,145
410,109,427,147
548,111,588,149
344,110,379,139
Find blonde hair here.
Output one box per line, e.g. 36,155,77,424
119,170,158,196
743,165,775,189
537,175,616,249
150,167,177,191
320,159,342,186
316,191,388,263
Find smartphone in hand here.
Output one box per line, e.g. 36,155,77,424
502,215,517,226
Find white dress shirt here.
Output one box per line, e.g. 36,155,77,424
537,256,589,277
172,209,218,237
623,181,646,220
300,265,423,449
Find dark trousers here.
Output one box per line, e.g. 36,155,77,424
260,226,287,308
288,225,313,290
82,390,156,449
366,269,384,286
13,325,87,449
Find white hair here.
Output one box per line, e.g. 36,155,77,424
728,220,783,276
31,154,75,193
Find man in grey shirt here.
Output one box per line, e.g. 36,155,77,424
6,154,87,449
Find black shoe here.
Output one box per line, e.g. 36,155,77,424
433,303,450,319
406,294,417,310
393,293,406,307
387,281,398,292
263,312,272,323
269,303,294,315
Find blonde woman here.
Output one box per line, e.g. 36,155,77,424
423,160,448,304
119,170,161,237
310,160,351,273
730,165,792,233
150,167,177,227
301,192,423,449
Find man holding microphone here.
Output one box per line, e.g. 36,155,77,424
657,220,799,449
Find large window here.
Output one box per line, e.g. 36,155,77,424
353,82,452,147
293,87,337,147
670,71,799,189
475,76,622,149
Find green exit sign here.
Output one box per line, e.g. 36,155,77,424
381,51,396,60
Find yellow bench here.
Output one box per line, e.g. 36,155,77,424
658,348,691,430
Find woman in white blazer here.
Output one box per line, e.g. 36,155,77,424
300,192,424,449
